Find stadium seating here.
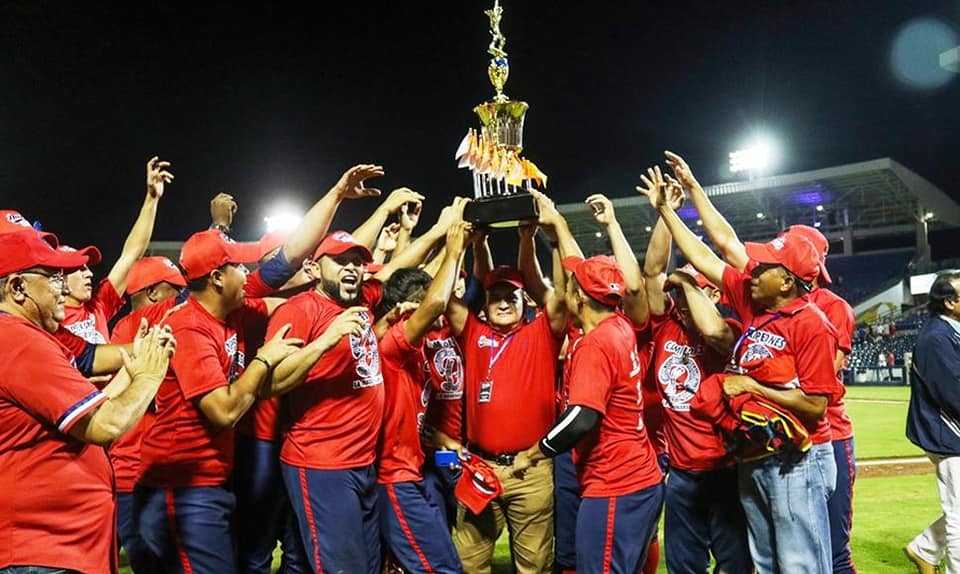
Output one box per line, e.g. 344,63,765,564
827,249,914,305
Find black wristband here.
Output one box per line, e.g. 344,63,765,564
209,223,231,234
252,356,273,370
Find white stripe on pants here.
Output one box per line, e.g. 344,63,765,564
909,453,960,573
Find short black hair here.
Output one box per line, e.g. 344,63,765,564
928,270,960,316
378,267,432,317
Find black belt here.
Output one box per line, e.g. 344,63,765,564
470,446,517,466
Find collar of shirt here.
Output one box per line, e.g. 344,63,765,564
941,314,960,337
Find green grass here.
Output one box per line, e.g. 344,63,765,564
844,384,922,459
845,385,911,402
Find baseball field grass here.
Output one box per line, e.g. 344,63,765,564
118,385,937,573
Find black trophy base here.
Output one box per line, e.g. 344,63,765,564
463,193,540,229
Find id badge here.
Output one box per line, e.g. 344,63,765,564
478,379,493,403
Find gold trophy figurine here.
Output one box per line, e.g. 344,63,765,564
455,0,547,229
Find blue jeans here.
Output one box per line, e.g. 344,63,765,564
738,442,837,574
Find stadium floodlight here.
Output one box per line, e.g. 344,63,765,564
816,205,824,212
756,212,765,219
263,206,303,233
729,135,780,175
644,226,652,232
924,211,935,221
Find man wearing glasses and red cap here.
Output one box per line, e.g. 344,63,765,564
0,230,174,573
663,151,859,574
640,165,841,574
512,254,665,574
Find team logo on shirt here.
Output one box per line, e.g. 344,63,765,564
477,335,500,349
428,342,464,400
744,329,786,350
658,340,702,411
740,341,775,364
64,313,107,344
349,314,383,389
5,213,31,227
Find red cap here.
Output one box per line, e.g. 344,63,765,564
58,244,102,266
0,210,58,247
179,230,263,280
783,225,832,284
0,230,90,276
677,263,717,290
313,231,373,262
744,234,820,284
562,255,626,306
258,230,291,260
483,265,524,290
455,456,503,515
125,256,187,295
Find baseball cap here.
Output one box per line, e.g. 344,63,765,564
125,256,187,295
483,265,524,291
675,263,717,290
179,230,263,280
744,234,820,284
0,210,59,247
455,456,503,515
782,225,832,284
562,255,626,306
58,244,103,267
313,231,373,262
0,230,90,277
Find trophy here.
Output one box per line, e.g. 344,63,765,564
456,0,547,229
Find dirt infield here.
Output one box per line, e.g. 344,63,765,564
858,456,933,478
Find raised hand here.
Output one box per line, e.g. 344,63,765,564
517,222,537,240
334,164,385,200
382,187,425,215
146,156,174,199
379,302,420,327
664,150,701,191
400,201,422,231
437,197,470,228
210,193,238,229
123,325,176,382
637,166,669,210
376,223,401,254
256,324,305,367
585,194,617,227
531,189,562,228
317,307,369,350
446,221,473,257
663,174,686,210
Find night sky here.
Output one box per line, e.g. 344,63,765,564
1,1,958,264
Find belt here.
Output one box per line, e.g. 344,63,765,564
470,446,517,466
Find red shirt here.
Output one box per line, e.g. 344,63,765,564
378,321,433,483
0,313,116,573
650,301,739,470
808,287,855,441
721,265,840,444
422,326,465,443
139,297,269,487
62,278,125,344
269,284,385,470
567,314,662,497
460,312,562,455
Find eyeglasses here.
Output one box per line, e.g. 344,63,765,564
20,270,66,290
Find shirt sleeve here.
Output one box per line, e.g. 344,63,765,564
566,341,616,415
1,333,106,434
720,264,752,321
92,278,126,323
380,321,419,372
822,297,855,355
170,325,228,400
792,317,840,399
919,323,960,419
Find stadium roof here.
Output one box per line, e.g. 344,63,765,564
559,158,960,256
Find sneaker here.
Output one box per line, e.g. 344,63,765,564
904,545,938,574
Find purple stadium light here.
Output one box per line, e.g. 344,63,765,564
677,205,699,220
791,186,832,207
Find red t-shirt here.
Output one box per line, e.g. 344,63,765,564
139,297,269,487
269,284,385,470
809,287,855,441
61,278,125,344
422,326,465,443
650,301,740,471
0,313,116,573
460,312,562,455
107,299,179,492
567,314,663,498
378,321,434,484
721,265,840,444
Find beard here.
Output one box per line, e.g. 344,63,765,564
320,277,360,306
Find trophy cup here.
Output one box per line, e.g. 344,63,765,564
456,0,547,229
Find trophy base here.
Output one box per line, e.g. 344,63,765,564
464,193,539,229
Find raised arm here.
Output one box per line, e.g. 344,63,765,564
517,224,549,307
402,222,471,346
665,151,748,270
106,157,172,293
283,164,385,268
374,198,469,283
351,187,424,249
585,194,647,327
531,190,575,335
643,181,686,316
638,167,726,288
396,201,421,257
372,223,401,264
665,271,735,355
